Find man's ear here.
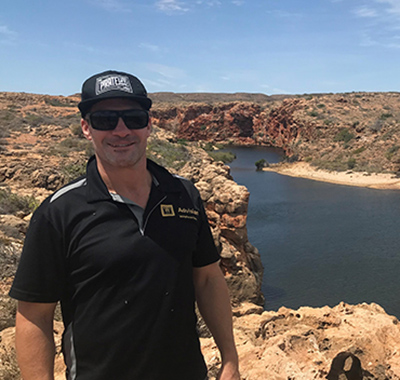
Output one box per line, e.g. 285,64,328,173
81,119,92,141
146,116,152,136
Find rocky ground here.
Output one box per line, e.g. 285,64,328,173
1,91,400,379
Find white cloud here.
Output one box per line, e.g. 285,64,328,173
195,0,222,6
0,25,17,45
139,43,162,53
155,0,189,14
354,6,378,18
89,0,131,12
65,42,99,54
376,0,400,17
146,63,187,80
232,0,244,5
350,0,400,49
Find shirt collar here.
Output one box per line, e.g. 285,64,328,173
86,156,183,203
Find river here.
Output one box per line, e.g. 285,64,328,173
223,146,400,318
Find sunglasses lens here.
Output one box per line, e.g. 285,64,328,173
90,112,119,131
89,110,148,130
122,110,149,129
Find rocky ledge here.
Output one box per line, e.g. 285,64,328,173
1,302,398,379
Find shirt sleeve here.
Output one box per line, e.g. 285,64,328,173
9,204,67,303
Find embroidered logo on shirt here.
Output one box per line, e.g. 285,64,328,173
95,74,133,95
177,207,199,221
161,204,175,217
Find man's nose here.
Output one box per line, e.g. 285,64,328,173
112,117,130,136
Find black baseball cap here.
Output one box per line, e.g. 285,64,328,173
78,70,152,117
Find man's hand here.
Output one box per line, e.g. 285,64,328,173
217,360,241,380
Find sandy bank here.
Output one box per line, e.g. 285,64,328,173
263,162,400,190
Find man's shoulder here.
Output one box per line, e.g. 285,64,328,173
49,175,88,204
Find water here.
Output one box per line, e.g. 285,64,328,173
223,146,400,318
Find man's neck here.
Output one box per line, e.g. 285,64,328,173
96,157,152,209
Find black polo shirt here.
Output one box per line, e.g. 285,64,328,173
10,157,220,380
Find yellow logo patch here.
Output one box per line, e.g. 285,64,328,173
160,204,175,217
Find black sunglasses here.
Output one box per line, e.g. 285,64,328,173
87,109,149,131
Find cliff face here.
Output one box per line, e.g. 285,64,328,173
177,149,264,305
151,92,400,174
150,99,314,149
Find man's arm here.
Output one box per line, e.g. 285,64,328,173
15,301,57,380
193,262,240,380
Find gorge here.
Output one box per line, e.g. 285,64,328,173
1,91,400,379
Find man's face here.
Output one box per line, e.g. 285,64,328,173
81,98,151,170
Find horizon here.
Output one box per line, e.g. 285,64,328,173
2,0,400,96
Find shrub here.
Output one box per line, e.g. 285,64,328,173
201,142,214,152
369,119,384,132
61,162,87,182
176,138,188,145
385,145,400,161
334,128,355,144
0,188,38,216
44,98,76,107
208,151,236,163
147,139,191,170
70,123,83,137
353,146,366,155
380,113,393,120
347,157,356,169
255,159,268,171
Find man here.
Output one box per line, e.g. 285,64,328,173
9,70,240,380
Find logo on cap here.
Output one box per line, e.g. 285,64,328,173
95,74,133,95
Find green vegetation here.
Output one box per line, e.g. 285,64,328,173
44,98,76,107
308,110,319,117
369,119,384,132
147,139,192,170
255,159,268,171
0,187,39,216
201,142,214,152
44,137,92,157
334,128,355,144
70,123,84,137
353,146,366,155
380,113,393,120
176,138,188,145
313,159,348,172
347,157,356,169
61,162,87,183
208,150,236,163
385,145,400,161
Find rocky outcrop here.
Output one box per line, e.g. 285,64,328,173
1,302,399,379
150,100,311,150
179,149,264,305
202,302,400,379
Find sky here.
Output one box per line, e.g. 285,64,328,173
1,0,399,96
